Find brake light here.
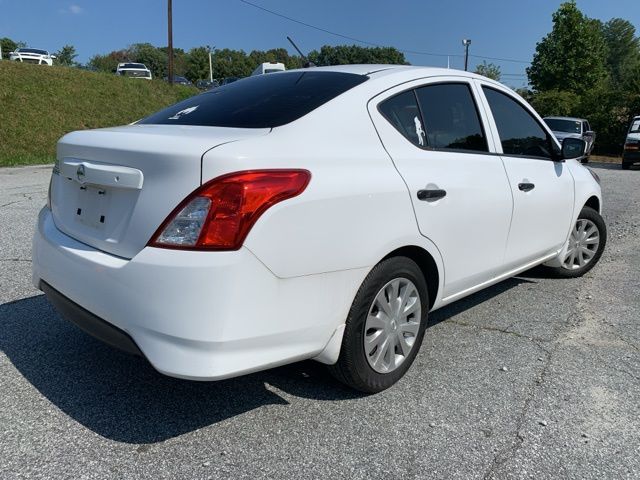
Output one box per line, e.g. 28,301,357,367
624,142,639,151
149,170,310,250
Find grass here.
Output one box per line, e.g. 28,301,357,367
0,61,197,167
589,154,621,164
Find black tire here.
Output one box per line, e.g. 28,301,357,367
544,206,606,278
328,256,429,393
621,162,631,170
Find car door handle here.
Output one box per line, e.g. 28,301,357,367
417,189,447,201
518,182,535,192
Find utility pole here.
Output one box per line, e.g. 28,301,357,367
462,39,471,71
167,0,174,84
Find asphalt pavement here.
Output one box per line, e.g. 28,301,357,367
1,163,638,479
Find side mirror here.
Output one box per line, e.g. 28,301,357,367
562,137,586,160
50,55,57,59
8,52,14,55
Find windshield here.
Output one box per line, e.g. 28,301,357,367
544,118,581,134
139,71,368,128
630,118,640,133
17,48,48,55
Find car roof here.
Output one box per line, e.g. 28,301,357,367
285,64,506,87
543,116,587,122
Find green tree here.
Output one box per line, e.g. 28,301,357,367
1,37,26,59
54,45,79,67
602,18,640,86
159,46,188,76
529,90,580,117
527,1,607,93
88,50,128,72
185,47,211,82
307,45,406,66
128,43,167,78
248,48,302,70
474,61,501,81
210,48,253,79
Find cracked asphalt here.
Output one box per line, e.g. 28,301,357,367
1,163,639,479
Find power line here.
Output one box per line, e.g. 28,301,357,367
238,0,532,65
469,54,530,65
239,0,456,58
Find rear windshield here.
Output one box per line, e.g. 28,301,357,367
139,71,368,128
630,118,640,133
544,118,581,134
121,63,146,69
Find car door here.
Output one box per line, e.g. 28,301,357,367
477,83,574,269
369,78,513,299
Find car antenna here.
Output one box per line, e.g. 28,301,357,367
287,36,316,68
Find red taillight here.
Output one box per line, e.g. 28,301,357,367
149,169,311,250
624,142,639,151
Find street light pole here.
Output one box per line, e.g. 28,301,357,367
208,46,215,83
462,39,471,71
167,0,174,84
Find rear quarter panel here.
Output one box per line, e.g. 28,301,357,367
201,89,445,288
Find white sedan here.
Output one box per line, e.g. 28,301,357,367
33,65,606,392
10,48,55,66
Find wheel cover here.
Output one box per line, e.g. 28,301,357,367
364,278,422,374
562,218,600,270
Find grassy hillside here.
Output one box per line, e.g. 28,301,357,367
0,62,197,166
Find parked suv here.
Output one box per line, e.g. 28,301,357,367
622,116,640,170
544,116,595,162
33,66,605,392
115,63,152,80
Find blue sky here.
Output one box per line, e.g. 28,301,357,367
1,0,638,87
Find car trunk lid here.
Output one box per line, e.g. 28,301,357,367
50,124,269,259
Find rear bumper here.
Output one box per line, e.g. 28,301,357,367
32,208,363,380
622,151,640,165
40,281,143,357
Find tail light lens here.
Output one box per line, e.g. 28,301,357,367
149,169,310,250
624,141,639,151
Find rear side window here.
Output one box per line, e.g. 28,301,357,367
415,83,488,152
483,87,552,159
378,91,426,147
139,71,368,128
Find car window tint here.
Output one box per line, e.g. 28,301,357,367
415,83,487,152
139,71,367,128
483,87,552,159
378,91,426,147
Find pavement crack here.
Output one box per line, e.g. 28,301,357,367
446,319,546,345
0,258,32,263
482,344,556,480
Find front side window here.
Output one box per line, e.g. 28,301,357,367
483,87,552,159
415,83,488,152
378,91,425,147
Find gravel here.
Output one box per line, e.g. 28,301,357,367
1,162,639,479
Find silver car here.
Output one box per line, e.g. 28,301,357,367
543,116,595,163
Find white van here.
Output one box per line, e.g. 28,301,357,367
251,62,286,76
